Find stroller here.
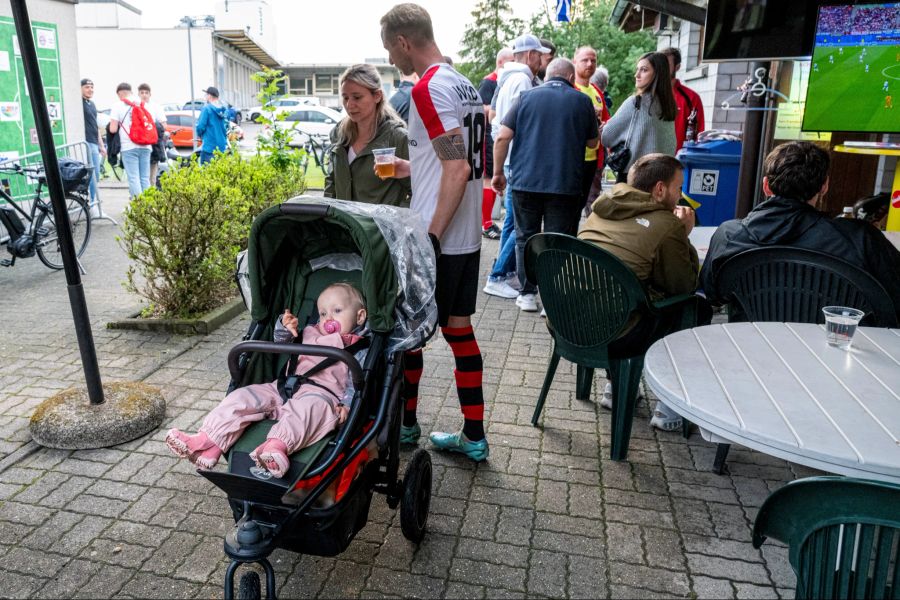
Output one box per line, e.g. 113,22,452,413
202,197,438,599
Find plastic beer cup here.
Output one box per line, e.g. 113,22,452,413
372,148,396,178
822,306,865,349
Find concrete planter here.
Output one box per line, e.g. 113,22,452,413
107,297,247,334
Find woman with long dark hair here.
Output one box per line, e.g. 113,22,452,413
601,51,678,182
324,64,411,206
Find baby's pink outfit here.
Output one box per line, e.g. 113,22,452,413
200,325,359,456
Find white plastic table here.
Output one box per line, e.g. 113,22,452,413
644,322,900,483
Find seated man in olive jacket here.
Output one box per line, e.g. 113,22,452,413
579,153,700,431
702,141,900,321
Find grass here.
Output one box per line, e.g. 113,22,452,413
805,45,899,132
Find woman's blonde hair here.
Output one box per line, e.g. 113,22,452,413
336,64,404,147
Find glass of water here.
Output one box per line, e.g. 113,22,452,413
822,306,865,349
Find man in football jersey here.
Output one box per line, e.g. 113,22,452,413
381,3,489,461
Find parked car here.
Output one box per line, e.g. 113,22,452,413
164,111,199,148
182,99,206,111
267,106,342,146
247,96,320,122
161,102,183,113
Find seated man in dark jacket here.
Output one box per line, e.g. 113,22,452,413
579,153,700,431
702,141,900,320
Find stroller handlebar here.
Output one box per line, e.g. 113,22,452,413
227,341,365,389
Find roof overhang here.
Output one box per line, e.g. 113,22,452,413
214,29,279,68
610,0,706,31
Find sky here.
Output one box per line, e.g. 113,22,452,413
129,0,555,64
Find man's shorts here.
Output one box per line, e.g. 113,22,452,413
435,250,480,327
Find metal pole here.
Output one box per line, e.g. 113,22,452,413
10,0,104,404
186,18,198,152
735,61,771,219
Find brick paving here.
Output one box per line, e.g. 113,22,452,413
0,183,812,599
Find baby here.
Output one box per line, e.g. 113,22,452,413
166,283,367,478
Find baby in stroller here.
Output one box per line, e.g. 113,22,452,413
166,282,367,478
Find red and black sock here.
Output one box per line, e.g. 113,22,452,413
442,325,485,441
402,349,423,427
481,188,496,231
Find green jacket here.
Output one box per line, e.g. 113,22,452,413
578,183,699,300
324,118,411,207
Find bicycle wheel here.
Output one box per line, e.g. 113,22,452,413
34,194,92,270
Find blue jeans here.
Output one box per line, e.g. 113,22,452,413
121,147,151,198
86,142,100,204
488,165,517,281
199,151,214,165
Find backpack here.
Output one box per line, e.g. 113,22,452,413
121,99,158,145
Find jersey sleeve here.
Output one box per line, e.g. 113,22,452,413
411,72,461,141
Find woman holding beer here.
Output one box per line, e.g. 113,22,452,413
324,64,411,206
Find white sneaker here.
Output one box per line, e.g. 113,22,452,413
483,279,519,299
504,273,522,291
516,294,538,312
540,308,546,318
649,400,682,432
600,382,612,410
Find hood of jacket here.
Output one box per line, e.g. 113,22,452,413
497,61,534,87
207,101,227,118
592,183,673,220
740,196,823,244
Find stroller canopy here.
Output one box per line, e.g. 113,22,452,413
246,197,437,352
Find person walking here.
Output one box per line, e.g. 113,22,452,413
195,86,228,164
492,58,599,313
109,82,152,198
380,2,489,461
661,47,705,151
601,52,677,182
137,83,167,186
324,63,411,206
80,78,105,210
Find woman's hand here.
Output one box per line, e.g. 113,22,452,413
374,157,410,180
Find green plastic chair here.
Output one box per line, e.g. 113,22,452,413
525,233,696,461
753,477,900,599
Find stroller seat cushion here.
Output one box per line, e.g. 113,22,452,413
227,420,334,485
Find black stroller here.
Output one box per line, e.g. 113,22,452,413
203,197,438,599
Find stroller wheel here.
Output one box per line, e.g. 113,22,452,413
238,571,261,600
400,449,432,543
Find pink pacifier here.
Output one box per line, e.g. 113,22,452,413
322,319,341,334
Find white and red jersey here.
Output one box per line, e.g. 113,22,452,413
408,63,485,255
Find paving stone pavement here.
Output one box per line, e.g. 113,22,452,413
0,184,813,599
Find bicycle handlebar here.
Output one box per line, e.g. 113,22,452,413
0,163,44,176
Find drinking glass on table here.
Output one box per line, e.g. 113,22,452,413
822,306,865,349
372,148,396,179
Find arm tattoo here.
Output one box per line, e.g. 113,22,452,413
432,134,467,160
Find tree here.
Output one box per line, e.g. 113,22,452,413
529,0,655,111
458,0,523,84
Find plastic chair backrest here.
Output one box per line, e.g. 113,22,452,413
525,234,649,360
752,477,900,600
716,246,898,327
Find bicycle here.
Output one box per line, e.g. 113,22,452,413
298,133,332,178
0,162,92,271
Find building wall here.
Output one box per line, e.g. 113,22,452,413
215,0,276,61
76,27,215,111
213,39,263,109
282,64,399,110
0,0,83,146
74,1,142,29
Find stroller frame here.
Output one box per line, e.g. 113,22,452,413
200,202,433,600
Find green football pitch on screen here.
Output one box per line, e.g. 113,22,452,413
803,45,900,133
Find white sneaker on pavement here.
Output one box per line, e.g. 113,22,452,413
516,294,538,312
483,279,519,299
540,308,546,318
505,273,522,291
600,382,613,410
649,400,682,432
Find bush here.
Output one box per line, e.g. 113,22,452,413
120,152,305,318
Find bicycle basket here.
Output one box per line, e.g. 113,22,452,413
58,157,91,194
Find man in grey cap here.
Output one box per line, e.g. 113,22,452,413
482,33,549,308
195,86,228,164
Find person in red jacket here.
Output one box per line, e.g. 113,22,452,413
661,47,705,151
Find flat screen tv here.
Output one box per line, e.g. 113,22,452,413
702,0,820,62
802,2,900,133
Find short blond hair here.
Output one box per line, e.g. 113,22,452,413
323,282,366,310
381,3,434,46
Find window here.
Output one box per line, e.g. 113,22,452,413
284,111,307,122
315,73,335,94
306,111,331,123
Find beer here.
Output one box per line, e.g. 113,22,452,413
375,162,395,178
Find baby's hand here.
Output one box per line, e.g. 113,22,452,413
336,404,350,425
282,308,299,338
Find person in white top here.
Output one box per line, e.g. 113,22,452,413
380,2,489,462
108,82,152,198
138,83,166,187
